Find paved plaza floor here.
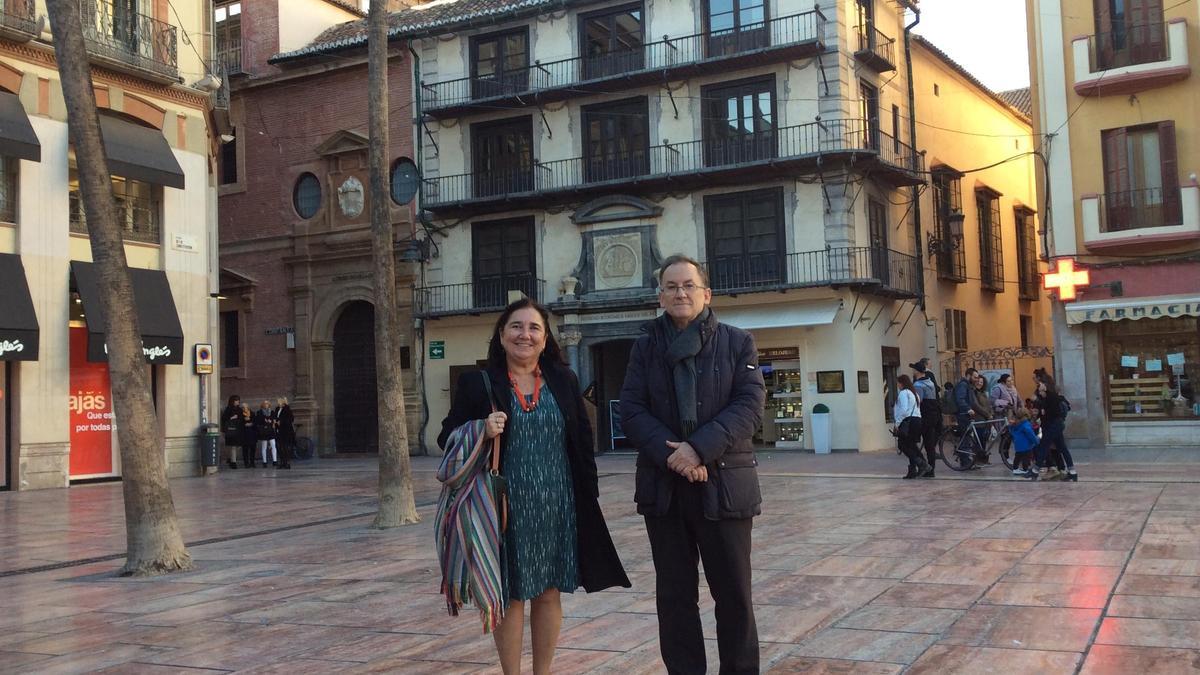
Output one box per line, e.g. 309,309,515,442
3,449,1200,673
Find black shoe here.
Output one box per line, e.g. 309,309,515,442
281,463,291,469
1065,470,1078,482
921,467,935,478
272,461,278,467
903,466,918,479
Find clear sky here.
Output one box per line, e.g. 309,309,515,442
911,0,1032,92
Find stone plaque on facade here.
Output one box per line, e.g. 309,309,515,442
337,176,365,218
593,232,642,290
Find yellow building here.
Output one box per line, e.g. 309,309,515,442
912,36,1052,404
1028,0,1200,447
0,1,220,489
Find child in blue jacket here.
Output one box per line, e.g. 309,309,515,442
1008,408,1039,477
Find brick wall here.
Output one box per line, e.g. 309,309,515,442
219,52,416,407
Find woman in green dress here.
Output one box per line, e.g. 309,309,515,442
439,299,630,674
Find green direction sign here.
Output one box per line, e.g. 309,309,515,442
429,340,445,360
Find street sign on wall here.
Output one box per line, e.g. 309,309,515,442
429,340,445,360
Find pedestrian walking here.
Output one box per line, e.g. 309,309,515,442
254,400,278,467
438,298,629,675
274,397,294,469
239,403,256,468
1028,370,1078,482
910,362,940,478
222,395,242,469
620,254,766,675
894,374,931,479
1007,408,1038,476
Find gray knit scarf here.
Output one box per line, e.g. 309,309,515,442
662,308,710,438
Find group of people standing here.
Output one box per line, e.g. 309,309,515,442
437,254,762,675
890,362,1077,481
221,395,295,469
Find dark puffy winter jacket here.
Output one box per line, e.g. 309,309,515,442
619,310,765,520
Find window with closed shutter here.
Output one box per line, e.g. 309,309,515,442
1101,121,1181,231
703,187,784,290
472,217,536,309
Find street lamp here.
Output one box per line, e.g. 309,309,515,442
927,210,965,257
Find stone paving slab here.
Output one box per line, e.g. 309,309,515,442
2,454,1200,672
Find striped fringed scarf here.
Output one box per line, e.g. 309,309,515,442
435,418,508,633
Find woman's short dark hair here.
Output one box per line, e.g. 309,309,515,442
998,373,1011,385
486,298,567,370
227,395,240,407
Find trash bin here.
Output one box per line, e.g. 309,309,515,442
199,423,220,468
811,403,832,455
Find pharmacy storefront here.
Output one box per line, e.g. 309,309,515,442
1066,293,1200,444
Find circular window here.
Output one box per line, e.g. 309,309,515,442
390,158,419,205
293,173,321,219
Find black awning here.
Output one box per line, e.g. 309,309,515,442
71,261,184,365
98,114,185,189
0,91,40,162
0,253,39,361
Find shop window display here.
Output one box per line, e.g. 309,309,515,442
1102,316,1198,419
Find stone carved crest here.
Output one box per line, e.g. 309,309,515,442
337,176,365,218
593,233,642,290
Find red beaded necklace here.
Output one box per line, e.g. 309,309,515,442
509,367,542,412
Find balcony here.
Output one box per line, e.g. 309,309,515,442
416,277,547,318
1081,184,1200,250
0,0,37,42
423,118,925,215
421,10,825,119
70,188,162,245
1073,19,1189,96
80,0,179,83
706,247,920,300
854,24,896,73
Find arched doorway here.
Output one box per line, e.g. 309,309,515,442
332,301,378,453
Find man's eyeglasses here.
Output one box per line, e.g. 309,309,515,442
659,283,708,296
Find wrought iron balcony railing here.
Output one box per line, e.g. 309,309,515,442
216,44,243,76
854,24,896,72
0,0,38,39
80,0,179,81
706,246,920,298
421,10,825,115
1088,22,1168,71
69,189,162,245
422,118,925,209
415,277,546,317
1101,186,1182,232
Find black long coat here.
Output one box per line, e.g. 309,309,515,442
438,362,631,594
619,311,766,520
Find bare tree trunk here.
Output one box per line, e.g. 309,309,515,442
46,0,192,575
368,0,419,527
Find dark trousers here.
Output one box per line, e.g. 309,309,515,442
1034,419,1074,469
644,483,757,675
918,400,942,466
899,417,925,469
241,442,255,466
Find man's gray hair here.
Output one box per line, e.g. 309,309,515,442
656,254,710,289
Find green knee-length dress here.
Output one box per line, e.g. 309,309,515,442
503,385,580,601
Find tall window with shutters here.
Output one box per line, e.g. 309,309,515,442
1101,121,1181,232
976,188,1004,293
1015,207,1039,301
703,187,784,291
933,168,966,282
1093,0,1166,70
472,217,536,310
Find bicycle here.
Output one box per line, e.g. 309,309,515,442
936,417,1014,472
292,423,315,460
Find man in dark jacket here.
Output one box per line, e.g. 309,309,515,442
620,254,765,675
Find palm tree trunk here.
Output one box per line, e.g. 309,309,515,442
368,0,419,527
45,0,192,575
